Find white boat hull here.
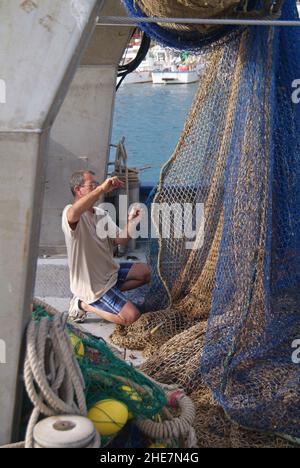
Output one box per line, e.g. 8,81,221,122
121,70,152,85
152,70,199,85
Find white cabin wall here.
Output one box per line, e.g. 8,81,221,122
40,0,133,254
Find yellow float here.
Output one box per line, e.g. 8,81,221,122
88,399,129,436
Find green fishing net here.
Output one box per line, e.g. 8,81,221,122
32,304,167,420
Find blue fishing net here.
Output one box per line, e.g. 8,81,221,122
201,0,300,441
122,0,280,51
113,0,300,444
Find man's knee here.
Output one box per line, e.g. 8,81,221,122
118,315,140,326
142,264,151,284
119,302,141,326
119,313,140,326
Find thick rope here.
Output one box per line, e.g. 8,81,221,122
1,442,25,449
136,391,197,448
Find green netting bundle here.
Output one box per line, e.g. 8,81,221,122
32,305,167,420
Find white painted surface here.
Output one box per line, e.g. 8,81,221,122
0,0,105,445
71,0,91,32
40,1,133,253
40,66,118,250
122,70,152,84
0,0,102,131
152,70,199,85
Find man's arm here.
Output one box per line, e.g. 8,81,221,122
67,177,124,227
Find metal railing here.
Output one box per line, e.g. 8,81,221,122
97,16,300,27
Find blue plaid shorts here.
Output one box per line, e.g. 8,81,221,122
91,263,133,316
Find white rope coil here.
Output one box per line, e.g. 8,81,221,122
136,391,198,448
1,442,25,449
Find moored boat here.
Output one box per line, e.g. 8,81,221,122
152,68,199,85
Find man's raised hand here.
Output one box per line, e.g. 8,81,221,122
100,177,124,194
128,205,144,224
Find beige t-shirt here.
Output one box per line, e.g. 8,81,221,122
62,205,120,304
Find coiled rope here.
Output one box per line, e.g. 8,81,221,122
136,390,197,447
100,370,198,447
26,314,99,448
24,313,101,448
2,308,100,449
1,442,25,449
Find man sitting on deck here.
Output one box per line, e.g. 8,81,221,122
62,170,150,326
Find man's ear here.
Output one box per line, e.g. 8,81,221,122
74,186,81,197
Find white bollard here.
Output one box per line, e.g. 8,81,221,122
33,416,99,449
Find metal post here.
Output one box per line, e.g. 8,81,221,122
0,0,105,445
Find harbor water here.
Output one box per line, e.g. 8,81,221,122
111,82,199,185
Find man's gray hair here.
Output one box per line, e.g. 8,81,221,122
70,170,95,197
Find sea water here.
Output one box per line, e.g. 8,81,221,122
111,82,198,185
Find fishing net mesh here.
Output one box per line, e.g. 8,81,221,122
123,0,284,50
112,0,300,446
133,0,241,34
